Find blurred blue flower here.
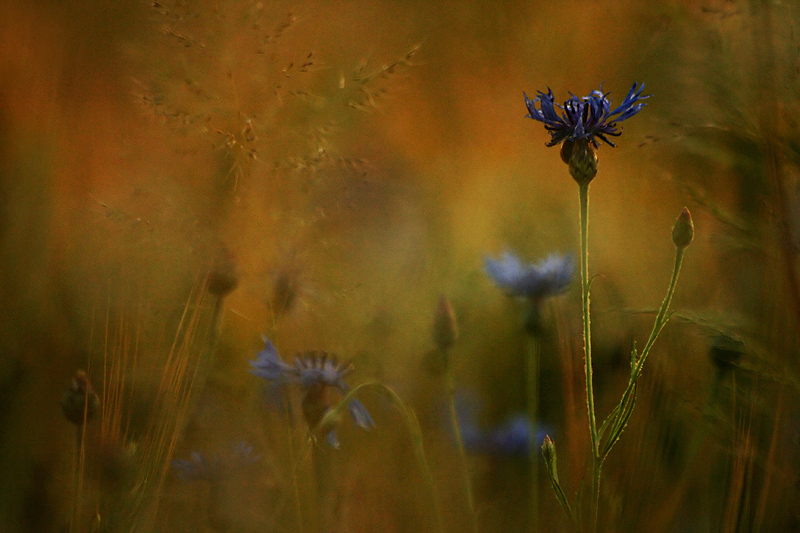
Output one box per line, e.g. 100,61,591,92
249,341,375,447
293,350,352,389
455,398,549,456
483,415,541,455
172,441,261,482
524,82,649,148
295,351,375,448
249,336,294,382
485,252,573,300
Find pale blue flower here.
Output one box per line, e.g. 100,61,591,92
455,397,549,456
249,336,294,382
485,252,573,300
249,341,374,447
293,351,352,390
172,441,261,482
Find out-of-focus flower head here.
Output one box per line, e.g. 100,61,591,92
524,82,649,149
295,351,375,447
249,336,295,382
172,441,261,482
455,396,548,456
485,252,574,300
293,350,352,390
249,340,375,448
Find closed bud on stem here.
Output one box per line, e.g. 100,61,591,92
672,207,694,249
565,139,598,185
542,435,557,471
208,246,240,298
61,370,100,426
541,434,574,519
432,295,459,351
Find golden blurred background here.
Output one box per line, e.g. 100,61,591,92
0,0,798,531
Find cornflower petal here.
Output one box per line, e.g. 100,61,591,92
294,351,352,390
249,336,295,383
348,399,375,430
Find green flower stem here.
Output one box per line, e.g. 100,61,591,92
578,183,601,530
526,335,541,532
317,381,446,533
71,426,83,533
445,360,480,533
633,247,685,380
579,183,599,458
612,246,685,436
281,386,305,533
592,458,604,530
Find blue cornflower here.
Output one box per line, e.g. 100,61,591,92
455,397,549,456
249,340,374,448
172,441,261,482
524,82,649,148
485,252,573,300
294,351,375,448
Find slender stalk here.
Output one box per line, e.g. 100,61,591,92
318,381,446,533
592,458,604,530
578,182,600,530
446,361,479,533
281,385,305,533
634,248,684,376
578,183,598,457
615,247,685,416
526,335,540,532
71,426,82,533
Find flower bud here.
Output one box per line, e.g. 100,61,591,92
432,295,459,351
566,140,598,185
541,435,557,466
61,370,100,426
672,207,694,249
207,246,240,297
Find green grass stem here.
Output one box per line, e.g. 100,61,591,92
445,359,480,533
526,336,541,532
317,381,446,533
